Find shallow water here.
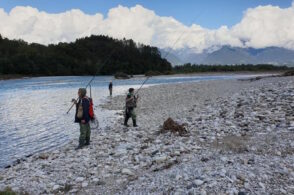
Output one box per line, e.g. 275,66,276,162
0,74,258,168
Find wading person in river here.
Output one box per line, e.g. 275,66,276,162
73,88,91,150
124,88,138,127
109,81,113,96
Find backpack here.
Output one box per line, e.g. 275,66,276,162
126,93,137,108
84,97,95,120
77,97,95,120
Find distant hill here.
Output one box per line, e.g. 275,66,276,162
162,46,294,66
159,49,183,65
0,34,172,76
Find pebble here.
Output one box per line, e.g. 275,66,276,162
122,168,135,176
82,182,88,188
194,179,204,186
75,177,85,182
52,185,60,191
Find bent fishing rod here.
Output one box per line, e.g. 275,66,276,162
66,49,117,114
133,13,204,96
134,76,151,96
67,12,204,113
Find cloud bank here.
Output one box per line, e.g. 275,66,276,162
0,3,294,53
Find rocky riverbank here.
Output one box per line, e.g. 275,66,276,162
0,76,293,194
0,74,27,80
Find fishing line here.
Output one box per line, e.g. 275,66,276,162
66,47,117,114
67,11,204,114
162,12,204,60
134,12,204,95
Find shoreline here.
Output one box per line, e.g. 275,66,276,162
1,76,294,194
0,70,285,81
0,74,29,81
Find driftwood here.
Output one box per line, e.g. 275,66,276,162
161,118,188,136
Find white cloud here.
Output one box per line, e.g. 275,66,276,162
0,3,294,52
231,4,294,49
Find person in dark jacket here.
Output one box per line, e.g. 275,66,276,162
109,81,113,96
124,88,138,127
74,88,91,150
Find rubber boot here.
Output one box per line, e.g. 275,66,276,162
75,143,84,150
133,119,138,127
85,139,90,146
124,117,129,127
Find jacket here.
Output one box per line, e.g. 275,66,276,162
75,97,90,123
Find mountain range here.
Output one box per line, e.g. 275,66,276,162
161,46,294,66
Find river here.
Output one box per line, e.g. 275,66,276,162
0,74,260,168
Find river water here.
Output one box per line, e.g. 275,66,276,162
0,74,258,168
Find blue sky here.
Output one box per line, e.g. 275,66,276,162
0,0,292,28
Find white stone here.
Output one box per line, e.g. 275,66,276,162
82,182,88,188
220,157,227,162
92,178,99,182
259,182,265,189
75,177,85,182
194,179,204,186
200,190,207,195
122,168,135,176
53,185,60,191
175,174,182,180
154,155,167,163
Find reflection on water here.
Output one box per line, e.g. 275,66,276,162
0,74,256,168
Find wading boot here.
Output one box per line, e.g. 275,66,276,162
75,145,83,150
133,119,138,127
124,117,129,127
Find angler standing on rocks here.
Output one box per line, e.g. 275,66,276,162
73,88,91,150
124,88,138,127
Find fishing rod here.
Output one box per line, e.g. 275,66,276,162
132,26,188,95
67,12,204,113
66,48,117,114
133,13,204,96
135,76,151,96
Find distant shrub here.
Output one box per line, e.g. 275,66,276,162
114,72,130,79
145,71,161,76
163,71,174,75
282,70,294,76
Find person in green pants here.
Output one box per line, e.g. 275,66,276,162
124,88,138,127
73,88,91,150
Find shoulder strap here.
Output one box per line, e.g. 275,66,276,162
82,97,91,103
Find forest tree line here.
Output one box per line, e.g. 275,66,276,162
0,34,292,77
173,63,293,73
0,34,172,76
